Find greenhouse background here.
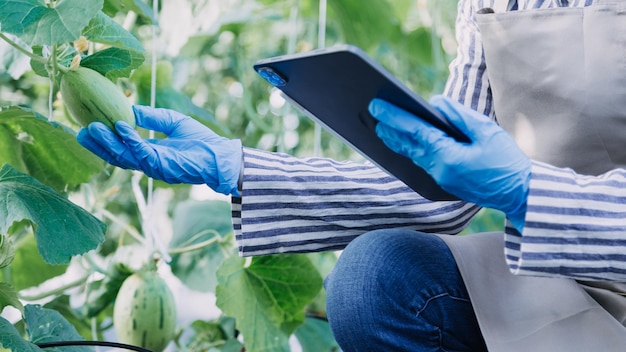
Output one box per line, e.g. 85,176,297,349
0,0,503,351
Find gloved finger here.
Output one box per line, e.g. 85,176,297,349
368,98,436,135
84,123,141,169
375,120,455,168
429,95,496,140
370,98,456,153
114,120,159,169
77,128,118,164
77,126,136,169
132,105,202,136
377,119,470,187
374,122,423,158
86,122,132,156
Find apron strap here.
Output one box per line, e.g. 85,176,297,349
493,0,517,13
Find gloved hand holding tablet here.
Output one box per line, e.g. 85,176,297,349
254,44,469,201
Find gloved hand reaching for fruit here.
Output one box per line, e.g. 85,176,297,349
369,94,532,231
77,106,243,196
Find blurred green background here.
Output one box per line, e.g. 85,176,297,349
0,0,505,350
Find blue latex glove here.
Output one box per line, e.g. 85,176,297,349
77,105,243,196
369,94,531,230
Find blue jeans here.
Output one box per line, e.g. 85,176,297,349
325,229,488,352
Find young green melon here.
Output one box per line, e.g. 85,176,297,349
113,271,177,352
60,66,135,131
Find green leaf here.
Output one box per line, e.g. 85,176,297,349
0,282,24,314
2,234,67,290
182,318,243,352
294,318,339,352
216,257,289,352
0,164,106,265
216,255,323,352
0,119,25,172
0,0,104,46
305,253,337,316
82,11,144,53
0,0,43,38
169,200,235,293
43,296,92,340
0,234,15,268
80,47,145,81
0,107,105,191
0,106,105,193
24,304,92,351
0,316,42,352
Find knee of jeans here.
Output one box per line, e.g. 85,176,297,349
324,231,385,346
324,229,408,292
324,230,444,343
324,229,445,293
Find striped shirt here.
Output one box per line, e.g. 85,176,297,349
233,0,626,281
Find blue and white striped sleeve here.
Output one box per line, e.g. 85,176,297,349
504,161,626,281
443,0,494,117
232,148,480,256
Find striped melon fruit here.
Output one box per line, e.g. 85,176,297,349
113,271,177,352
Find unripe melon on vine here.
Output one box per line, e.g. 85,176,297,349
60,66,135,131
113,271,177,352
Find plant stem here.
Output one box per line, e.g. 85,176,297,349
55,62,69,73
2,266,11,285
173,229,222,249
47,44,59,121
100,208,146,245
168,236,221,255
19,272,90,301
84,252,110,276
0,32,47,64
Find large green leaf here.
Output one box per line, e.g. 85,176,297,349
181,318,243,351
0,282,23,314
169,200,235,293
0,164,106,265
82,11,144,53
0,0,43,38
0,316,42,352
80,47,145,81
305,252,337,317
24,304,92,351
0,0,103,46
294,317,339,352
0,107,104,193
43,295,93,340
216,255,323,352
2,234,67,290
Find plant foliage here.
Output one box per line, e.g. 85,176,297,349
0,0,483,351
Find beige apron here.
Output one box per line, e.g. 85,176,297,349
438,1,626,351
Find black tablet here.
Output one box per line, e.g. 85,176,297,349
253,44,465,201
